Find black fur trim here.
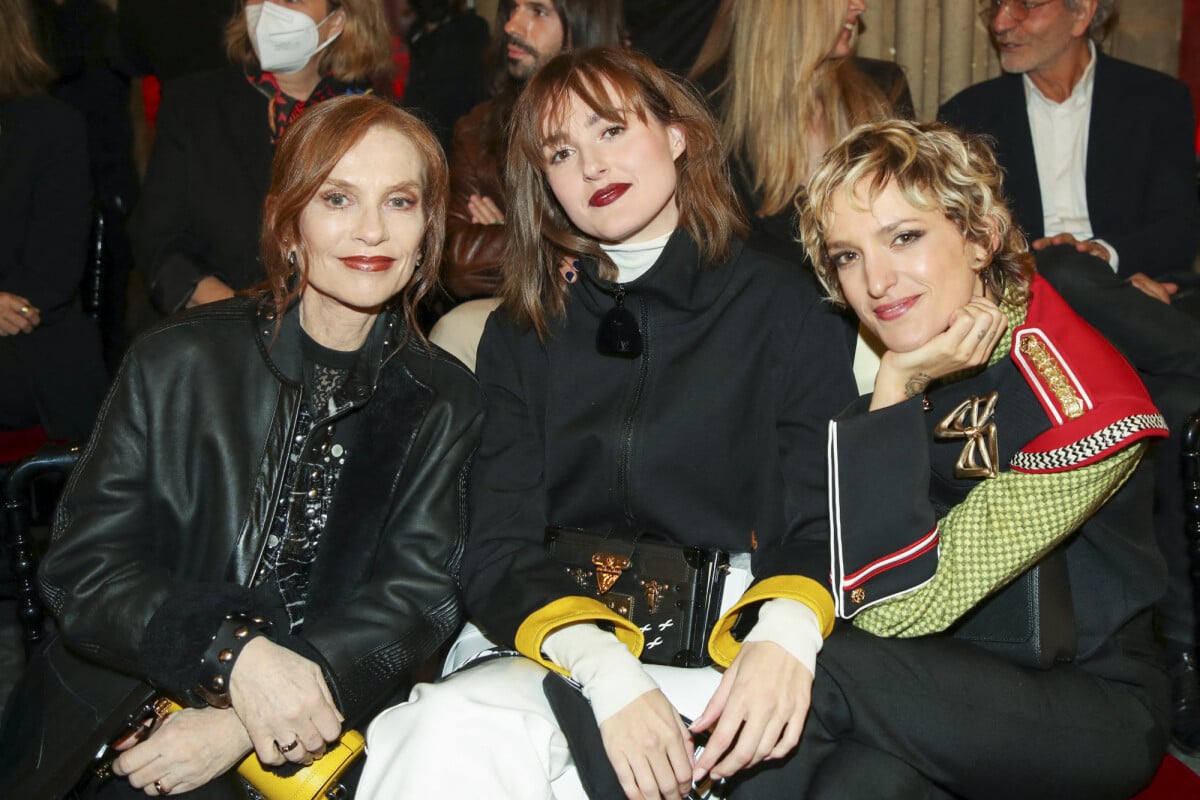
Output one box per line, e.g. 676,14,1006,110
304,361,428,615
138,582,286,700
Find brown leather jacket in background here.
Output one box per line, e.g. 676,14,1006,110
444,100,506,301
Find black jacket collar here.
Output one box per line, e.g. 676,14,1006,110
574,230,745,324
252,297,403,414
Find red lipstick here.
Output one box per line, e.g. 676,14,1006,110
340,256,395,273
873,296,919,322
589,183,630,208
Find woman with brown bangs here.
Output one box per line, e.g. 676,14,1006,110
358,47,856,800
0,95,481,800
131,0,393,315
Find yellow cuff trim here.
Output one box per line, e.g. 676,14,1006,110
707,576,835,668
514,596,645,675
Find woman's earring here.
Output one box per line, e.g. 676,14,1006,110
288,251,297,268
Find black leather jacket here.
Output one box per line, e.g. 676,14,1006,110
2,297,481,796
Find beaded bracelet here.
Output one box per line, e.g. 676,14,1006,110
194,613,273,708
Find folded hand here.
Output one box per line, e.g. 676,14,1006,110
1127,272,1177,304
229,637,344,767
0,292,39,335
467,194,505,226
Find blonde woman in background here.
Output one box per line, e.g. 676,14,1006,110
690,0,912,264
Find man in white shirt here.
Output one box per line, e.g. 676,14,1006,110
940,0,1197,301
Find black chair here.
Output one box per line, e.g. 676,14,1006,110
1,443,81,658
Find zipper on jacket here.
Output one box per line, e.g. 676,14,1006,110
617,293,651,524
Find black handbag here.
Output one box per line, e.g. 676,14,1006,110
545,527,729,668
948,548,1077,670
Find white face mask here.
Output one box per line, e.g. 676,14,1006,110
245,2,342,75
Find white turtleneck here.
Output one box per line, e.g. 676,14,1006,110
599,232,672,283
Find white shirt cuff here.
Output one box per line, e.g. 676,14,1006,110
543,623,660,723
1091,238,1119,272
741,598,823,677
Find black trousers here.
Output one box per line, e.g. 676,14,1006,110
727,621,1169,800
0,312,109,439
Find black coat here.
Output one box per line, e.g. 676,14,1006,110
0,92,108,438
938,52,1200,279
402,12,489,153
463,233,857,648
0,297,482,798
130,66,276,313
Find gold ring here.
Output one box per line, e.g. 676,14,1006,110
18,305,29,315
276,738,301,754
154,779,170,795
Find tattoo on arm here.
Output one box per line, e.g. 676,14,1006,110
904,373,933,399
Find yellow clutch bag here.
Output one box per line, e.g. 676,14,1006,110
236,727,365,800
149,700,364,800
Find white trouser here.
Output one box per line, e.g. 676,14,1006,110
358,559,752,799
359,653,588,799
